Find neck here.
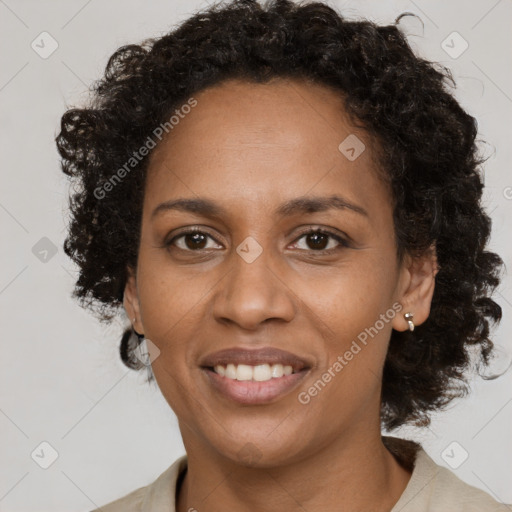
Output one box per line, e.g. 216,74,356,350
176,428,412,512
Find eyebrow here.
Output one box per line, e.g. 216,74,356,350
276,195,368,217
151,195,368,220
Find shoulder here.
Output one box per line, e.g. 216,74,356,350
386,437,510,512
90,486,146,512
423,456,510,512
89,455,187,512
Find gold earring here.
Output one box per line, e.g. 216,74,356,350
404,312,415,332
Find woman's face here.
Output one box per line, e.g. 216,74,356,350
125,78,432,466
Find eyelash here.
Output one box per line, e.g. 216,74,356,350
165,226,350,254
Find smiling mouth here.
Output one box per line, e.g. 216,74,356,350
199,346,312,404
202,366,310,405
209,363,297,381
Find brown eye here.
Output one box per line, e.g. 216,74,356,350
183,232,208,250
292,228,348,252
167,229,223,251
306,232,329,250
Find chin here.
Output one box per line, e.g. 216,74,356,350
203,425,313,469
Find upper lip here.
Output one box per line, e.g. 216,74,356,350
199,347,311,372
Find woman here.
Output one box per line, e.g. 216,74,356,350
56,0,508,510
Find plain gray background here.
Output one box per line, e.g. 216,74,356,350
1,0,511,510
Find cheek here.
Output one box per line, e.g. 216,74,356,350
296,255,397,330
136,252,214,339
299,256,397,376
136,263,210,412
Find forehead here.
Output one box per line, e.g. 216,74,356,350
144,78,390,220
152,77,350,158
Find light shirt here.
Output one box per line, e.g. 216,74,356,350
91,437,509,511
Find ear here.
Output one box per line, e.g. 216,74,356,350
392,244,439,332
123,266,144,334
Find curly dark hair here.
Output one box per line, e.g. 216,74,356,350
56,0,503,430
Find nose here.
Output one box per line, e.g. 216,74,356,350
212,243,296,330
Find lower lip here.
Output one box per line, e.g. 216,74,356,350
202,368,309,405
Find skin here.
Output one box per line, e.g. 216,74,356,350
124,77,437,512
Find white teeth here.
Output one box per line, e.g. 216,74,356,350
236,364,253,381
214,364,225,376
225,363,237,379
253,364,271,381
271,364,284,378
212,363,297,381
